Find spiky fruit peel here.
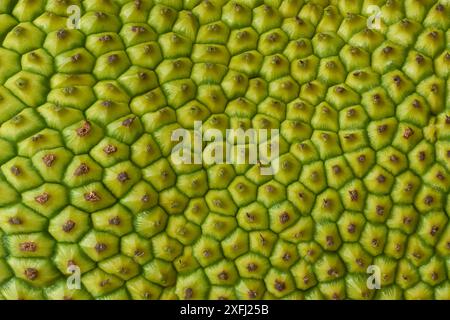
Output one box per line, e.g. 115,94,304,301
0,0,448,301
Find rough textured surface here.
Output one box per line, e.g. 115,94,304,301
0,0,449,300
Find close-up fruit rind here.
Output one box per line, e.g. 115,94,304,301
0,0,448,300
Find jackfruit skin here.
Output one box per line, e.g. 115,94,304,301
0,0,448,300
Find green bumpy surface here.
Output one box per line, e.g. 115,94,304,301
0,0,449,300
